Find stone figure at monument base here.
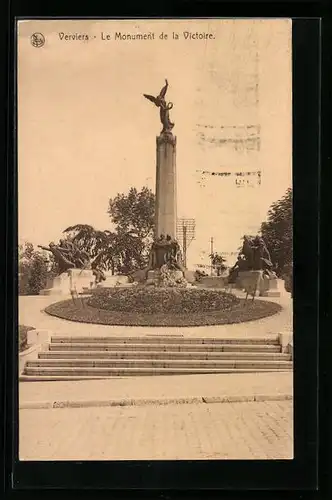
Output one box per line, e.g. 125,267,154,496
38,240,94,295
38,240,91,274
92,267,106,285
148,234,184,273
227,234,280,297
229,235,276,277
38,242,75,274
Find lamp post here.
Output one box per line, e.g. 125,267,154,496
210,236,214,276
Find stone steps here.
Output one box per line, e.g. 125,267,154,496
26,358,292,369
51,335,280,345
22,366,291,378
39,350,290,361
20,368,290,382
48,343,282,353
21,335,292,380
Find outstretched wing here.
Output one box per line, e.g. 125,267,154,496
158,79,168,99
143,94,159,106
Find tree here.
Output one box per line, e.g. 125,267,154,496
63,187,156,275
260,188,292,276
108,186,155,273
63,225,106,255
108,187,155,240
209,252,227,276
19,242,34,262
18,242,50,295
63,225,119,273
27,254,49,295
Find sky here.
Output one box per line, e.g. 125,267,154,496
17,19,292,267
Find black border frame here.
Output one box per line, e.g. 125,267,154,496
3,3,324,495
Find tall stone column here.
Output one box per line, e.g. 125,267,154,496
155,133,177,239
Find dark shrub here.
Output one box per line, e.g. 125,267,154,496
282,262,293,297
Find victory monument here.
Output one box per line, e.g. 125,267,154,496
143,79,188,286
39,79,187,296
144,79,177,238
38,79,278,296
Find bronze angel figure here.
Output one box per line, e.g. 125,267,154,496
143,79,175,134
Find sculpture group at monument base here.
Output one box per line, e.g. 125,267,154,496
146,268,185,287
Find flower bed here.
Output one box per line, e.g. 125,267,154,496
87,286,239,314
45,291,282,327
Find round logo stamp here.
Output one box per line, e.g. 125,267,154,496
30,33,45,48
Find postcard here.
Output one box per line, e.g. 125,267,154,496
17,18,293,461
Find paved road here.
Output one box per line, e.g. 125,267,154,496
20,372,293,405
19,400,293,460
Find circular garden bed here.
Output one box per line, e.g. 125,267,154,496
44,286,282,327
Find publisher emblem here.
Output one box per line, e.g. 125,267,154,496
31,33,45,48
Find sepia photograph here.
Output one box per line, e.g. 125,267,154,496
17,18,293,461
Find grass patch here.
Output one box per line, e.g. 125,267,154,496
19,325,35,352
45,296,282,327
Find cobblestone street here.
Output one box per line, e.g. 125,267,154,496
19,400,293,460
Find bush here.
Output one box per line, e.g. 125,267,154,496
88,286,239,314
26,255,49,295
282,262,293,297
261,188,292,276
19,242,51,295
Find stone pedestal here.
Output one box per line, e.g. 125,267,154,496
130,268,148,283
237,270,281,297
259,276,281,297
39,272,71,296
196,276,227,289
183,269,196,284
147,270,160,280
69,269,95,293
146,270,160,286
238,271,263,296
155,133,177,239
97,274,130,288
40,269,96,295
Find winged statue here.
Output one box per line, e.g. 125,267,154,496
143,79,175,134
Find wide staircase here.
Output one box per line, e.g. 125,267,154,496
20,335,292,381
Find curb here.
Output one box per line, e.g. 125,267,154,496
20,393,293,410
